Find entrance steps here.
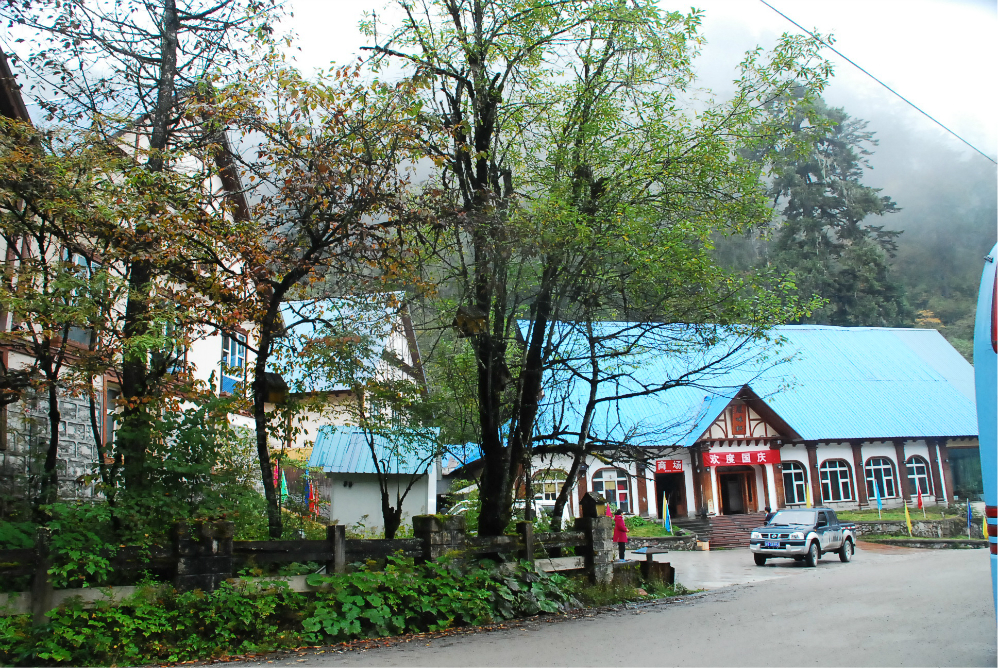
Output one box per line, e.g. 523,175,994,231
673,513,767,549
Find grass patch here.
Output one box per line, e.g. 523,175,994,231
836,508,948,522
624,515,681,538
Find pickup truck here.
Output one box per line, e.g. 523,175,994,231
749,507,857,567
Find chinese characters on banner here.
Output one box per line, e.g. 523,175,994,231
731,404,747,435
702,449,781,467
655,459,683,473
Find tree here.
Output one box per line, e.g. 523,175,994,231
367,0,830,535
2,0,282,494
0,118,129,517
205,59,420,538
754,95,910,326
277,296,438,540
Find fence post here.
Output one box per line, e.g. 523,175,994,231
173,520,235,593
30,527,53,626
413,515,466,561
516,521,534,563
574,516,613,584
327,524,346,574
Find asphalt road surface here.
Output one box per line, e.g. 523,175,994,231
240,543,996,667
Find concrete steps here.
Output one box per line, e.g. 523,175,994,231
674,513,767,548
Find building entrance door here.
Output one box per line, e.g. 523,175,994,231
655,473,686,519
718,467,756,515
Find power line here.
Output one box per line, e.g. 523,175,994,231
759,0,997,166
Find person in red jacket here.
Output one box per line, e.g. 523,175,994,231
613,508,628,561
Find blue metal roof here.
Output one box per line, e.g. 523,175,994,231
524,322,978,446
308,425,440,475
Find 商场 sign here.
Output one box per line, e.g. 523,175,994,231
702,449,781,467
655,459,683,473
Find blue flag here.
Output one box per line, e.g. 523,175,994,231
873,479,883,512
967,499,973,537
664,498,672,534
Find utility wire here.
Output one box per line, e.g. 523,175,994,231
759,0,997,166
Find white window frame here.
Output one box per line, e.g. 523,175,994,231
221,332,247,394
819,459,853,502
865,457,898,499
592,468,630,513
533,469,568,502
782,461,808,505
906,456,932,496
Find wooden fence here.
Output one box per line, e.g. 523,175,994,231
0,515,614,623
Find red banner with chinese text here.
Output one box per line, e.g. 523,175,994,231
655,459,683,473
702,449,781,467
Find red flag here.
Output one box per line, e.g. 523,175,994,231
917,486,923,510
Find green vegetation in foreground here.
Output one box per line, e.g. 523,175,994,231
0,554,691,666
836,508,949,522
0,556,575,666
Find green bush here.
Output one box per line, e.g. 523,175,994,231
0,556,577,666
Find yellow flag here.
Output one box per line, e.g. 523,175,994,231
806,485,812,508
903,500,913,537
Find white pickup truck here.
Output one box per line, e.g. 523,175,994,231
749,507,857,567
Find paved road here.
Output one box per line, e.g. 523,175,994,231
244,543,996,667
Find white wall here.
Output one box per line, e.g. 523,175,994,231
321,471,432,534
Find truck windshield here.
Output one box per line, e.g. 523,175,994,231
769,510,817,526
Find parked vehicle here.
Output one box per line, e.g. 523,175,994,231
749,507,857,567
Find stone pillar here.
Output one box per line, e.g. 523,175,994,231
937,440,955,506
927,439,944,502
806,442,821,505
173,520,235,593
31,527,53,626
893,439,912,502
413,514,467,560
574,516,613,584
327,524,346,574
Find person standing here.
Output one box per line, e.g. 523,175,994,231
613,508,629,561
764,506,775,524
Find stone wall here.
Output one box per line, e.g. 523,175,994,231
1,389,99,504
627,535,698,551
853,518,983,538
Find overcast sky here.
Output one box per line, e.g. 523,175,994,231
283,0,997,167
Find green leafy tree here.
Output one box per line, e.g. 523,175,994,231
756,95,911,326
368,0,831,535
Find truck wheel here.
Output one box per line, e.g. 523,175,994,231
754,554,767,566
804,541,819,567
839,538,853,563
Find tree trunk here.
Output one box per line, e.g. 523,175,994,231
381,492,402,540
252,316,282,540
117,0,180,492
36,379,60,522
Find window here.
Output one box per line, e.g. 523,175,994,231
221,333,247,394
782,461,808,505
906,456,932,496
819,460,852,502
865,457,898,499
533,469,568,502
104,388,120,448
592,468,630,513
